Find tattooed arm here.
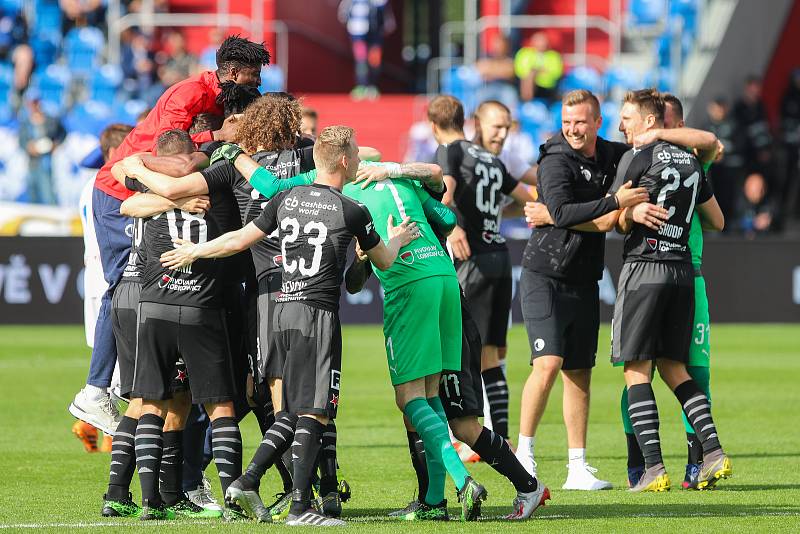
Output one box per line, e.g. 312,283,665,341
353,162,444,193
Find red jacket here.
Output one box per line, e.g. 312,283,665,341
94,70,224,200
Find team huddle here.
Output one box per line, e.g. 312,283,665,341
71,35,733,526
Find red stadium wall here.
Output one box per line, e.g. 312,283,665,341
762,0,800,125
297,94,422,163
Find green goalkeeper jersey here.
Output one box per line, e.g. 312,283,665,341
343,173,457,294
688,160,713,267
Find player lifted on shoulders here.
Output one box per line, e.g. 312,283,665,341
611,89,730,492
158,126,418,526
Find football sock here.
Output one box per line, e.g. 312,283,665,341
319,421,338,496
107,415,138,501
517,434,534,457
568,448,586,468
159,430,183,506
403,397,447,505
406,431,429,499
683,366,711,464
620,386,634,434
135,413,165,505
240,411,298,490
674,379,722,455
627,383,663,468
279,448,295,492
626,432,645,468
251,403,275,436
210,417,242,495
481,366,509,439
289,417,326,516
427,397,471,490
472,427,537,492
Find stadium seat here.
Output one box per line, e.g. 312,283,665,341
64,101,113,136
112,98,148,125
548,100,562,132
33,0,62,35
259,66,285,93
30,32,61,74
31,64,71,110
519,99,550,140
628,0,667,27
64,27,105,77
0,62,12,107
560,66,603,95
598,100,620,139
0,0,22,11
90,64,123,105
604,66,643,97
670,0,698,35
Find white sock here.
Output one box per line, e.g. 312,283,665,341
518,435,535,457
84,384,107,400
568,447,586,468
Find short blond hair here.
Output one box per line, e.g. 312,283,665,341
562,89,601,119
313,126,356,172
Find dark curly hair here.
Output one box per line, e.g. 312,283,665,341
216,35,270,75
216,80,262,117
236,93,302,153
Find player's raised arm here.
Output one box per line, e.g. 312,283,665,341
120,193,211,218
211,143,316,199
354,161,445,193
634,127,719,165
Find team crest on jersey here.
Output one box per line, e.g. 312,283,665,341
580,167,592,181
158,273,173,288
399,250,414,265
273,254,283,267
124,223,134,238
657,150,672,164
646,238,658,250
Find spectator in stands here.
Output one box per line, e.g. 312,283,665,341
338,0,396,99
733,76,774,175
120,28,158,102
475,33,519,113
301,107,318,138
780,69,800,220
736,172,775,237
60,0,106,34
514,32,563,102
18,91,66,204
704,96,746,225
157,31,199,88
0,5,33,100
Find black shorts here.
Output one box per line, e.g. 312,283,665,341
257,273,283,380
441,291,484,419
520,269,599,371
275,302,342,419
457,250,512,348
111,281,141,398
611,261,694,364
131,302,236,405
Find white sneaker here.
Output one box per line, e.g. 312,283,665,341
187,475,223,513
68,386,120,436
515,450,537,478
562,462,613,490
505,481,551,520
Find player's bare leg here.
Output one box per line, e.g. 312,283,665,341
561,369,611,490
516,355,561,476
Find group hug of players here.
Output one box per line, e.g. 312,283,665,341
85,36,733,528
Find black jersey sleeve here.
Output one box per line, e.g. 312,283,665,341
436,143,462,179
610,147,651,192
201,160,239,192
252,190,286,235
298,146,316,172
698,170,714,203
125,176,148,193
539,156,618,228
343,200,381,251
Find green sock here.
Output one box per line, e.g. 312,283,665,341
621,386,634,434
427,396,470,491
403,397,446,505
682,366,711,433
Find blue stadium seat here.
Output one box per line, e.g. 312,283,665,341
90,64,123,105
0,62,12,106
64,101,113,136
259,66,285,93
628,0,667,27
670,0,698,34
31,64,71,110
548,101,562,132
112,98,148,125
0,0,22,11
33,0,62,35
30,32,61,73
560,66,603,95
519,99,550,139
64,27,105,76
599,100,620,139
604,66,643,96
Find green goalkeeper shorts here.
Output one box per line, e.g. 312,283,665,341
612,273,710,368
382,275,462,386
688,274,711,367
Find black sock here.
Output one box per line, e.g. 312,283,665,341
481,366,509,439
406,431,429,499
472,427,537,492
674,380,722,455
626,432,645,469
687,432,703,465
627,383,663,468
107,415,138,501
210,417,242,495
277,449,294,493
159,430,183,506
240,411,298,490
135,413,165,505
319,421,338,496
251,403,275,436
288,417,326,516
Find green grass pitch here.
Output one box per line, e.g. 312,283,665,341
0,324,798,532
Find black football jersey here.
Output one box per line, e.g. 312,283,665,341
202,146,315,279
253,184,381,312
121,217,146,282
436,140,519,254
611,141,713,263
